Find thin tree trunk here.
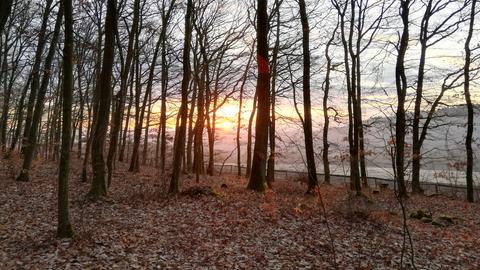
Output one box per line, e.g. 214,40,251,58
245,93,257,178
267,4,280,188
155,0,176,170
394,0,410,198
299,0,318,193
335,1,360,194
322,22,337,184
194,57,206,183
10,76,31,151
119,67,134,162
186,76,197,173
142,91,152,165
135,23,163,169
412,1,432,194
464,0,476,202
128,30,143,173
237,42,255,177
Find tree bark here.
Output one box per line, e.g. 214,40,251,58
88,0,116,199
107,0,140,182
464,0,476,203
247,0,270,192
299,0,318,193
237,42,255,177
169,0,193,193
57,0,74,238
322,23,337,184
267,3,281,188
245,93,257,178
10,76,31,151
394,0,410,198
0,0,13,36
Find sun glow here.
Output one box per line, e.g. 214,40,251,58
218,120,235,131
216,104,239,118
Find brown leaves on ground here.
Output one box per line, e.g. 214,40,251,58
0,158,479,269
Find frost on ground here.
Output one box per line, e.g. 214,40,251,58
0,157,479,269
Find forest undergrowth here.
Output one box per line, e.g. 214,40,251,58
0,155,479,269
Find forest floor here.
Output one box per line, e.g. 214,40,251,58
0,155,479,269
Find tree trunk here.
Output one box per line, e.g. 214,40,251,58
169,0,193,193
267,3,281,188
82,17,104,182
245,94,257,178
154,0,176,169
394,0,410,198
186,76,197,173
322,23,337,184
194,56,206,183
142,91,152,165
247,0,270,192
412,1,432,194
299,0,318,193
0,0,13,36
335,1,360,195
128,28,143,173
88,0,116,199
10,76,31,151
464,0,476,202
57,0,74,238
119,68,134,162
108,0,140,181
237,43,255,177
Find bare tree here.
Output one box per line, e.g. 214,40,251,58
108,0,140,181
266,0,282,187
237,42,255,177
247,0,270,192
322,21,338,184
57,0,74,238
464,0,476,203
88,0,117,199
411,0,469,193
169,0,193,193
395,0,410,198
298,0,318,193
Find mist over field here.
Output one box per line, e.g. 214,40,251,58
211,105,480,185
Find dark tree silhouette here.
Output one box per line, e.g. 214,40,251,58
0,0,13,36
464,0,476,203
88,0,117,199
395,0,410,198
169,0,193,193
322,21,338,184
298,0,318,193
57,0,74,238
247,0,270,192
